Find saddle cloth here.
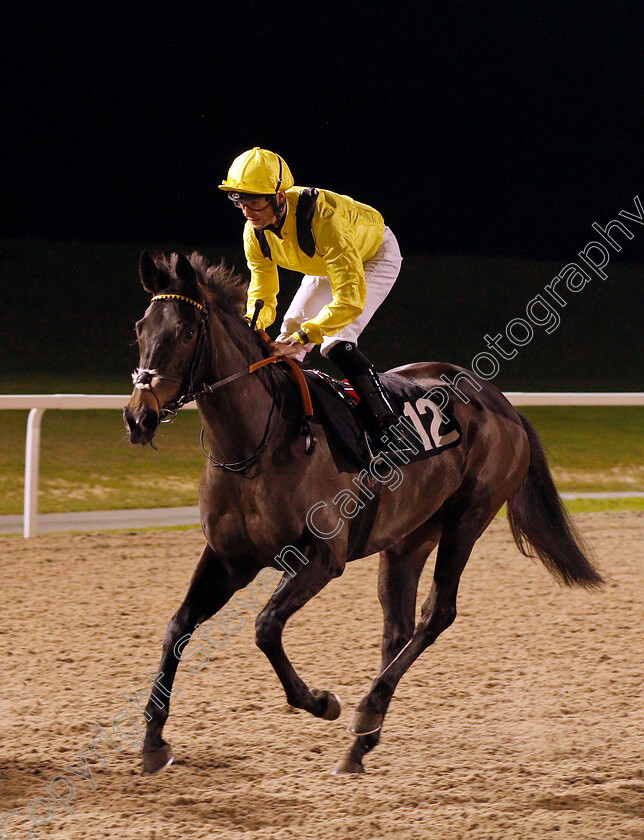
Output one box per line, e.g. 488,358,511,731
302,369,462,468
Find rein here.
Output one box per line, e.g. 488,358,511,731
132,292,316,473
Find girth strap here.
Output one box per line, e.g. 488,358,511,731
347,475,384,561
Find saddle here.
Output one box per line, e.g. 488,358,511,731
302,368,462,469
253,335,462,562
254,328,458,470
299,368,462,561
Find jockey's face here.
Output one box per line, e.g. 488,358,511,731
238,191,287,229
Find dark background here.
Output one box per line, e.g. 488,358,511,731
1,2,642,388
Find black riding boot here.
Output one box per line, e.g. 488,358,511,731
327,342,401,452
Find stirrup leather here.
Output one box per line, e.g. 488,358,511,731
351,369,416,456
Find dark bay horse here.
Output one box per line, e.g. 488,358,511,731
124,251,603,776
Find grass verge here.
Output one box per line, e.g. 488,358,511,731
0,387,642,515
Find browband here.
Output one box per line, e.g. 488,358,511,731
151,293,206,312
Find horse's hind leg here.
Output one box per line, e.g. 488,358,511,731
333,516,442,774
142,543,255,774
348,512,483,755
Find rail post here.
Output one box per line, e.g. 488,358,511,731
24,408,45,538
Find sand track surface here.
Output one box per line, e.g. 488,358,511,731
0,512,642,839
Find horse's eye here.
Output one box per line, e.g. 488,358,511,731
183,327,196,341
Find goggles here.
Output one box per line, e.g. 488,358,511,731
227,192,273,210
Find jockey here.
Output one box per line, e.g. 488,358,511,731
220,147,404,452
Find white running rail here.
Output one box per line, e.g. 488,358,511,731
1,393,642,537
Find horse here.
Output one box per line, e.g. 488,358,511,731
124,250,603,776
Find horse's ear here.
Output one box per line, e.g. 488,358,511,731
175,252,196,286
139,251,160,294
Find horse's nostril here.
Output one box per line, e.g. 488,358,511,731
123,409,136,433
141,409,159,430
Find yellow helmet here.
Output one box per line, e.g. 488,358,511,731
219,147,294,195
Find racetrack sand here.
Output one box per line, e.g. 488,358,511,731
0,511,642,839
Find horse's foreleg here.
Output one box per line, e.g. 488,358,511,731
255,542,344,720
335,517,441,774
348,515,479,743
142,543,252,774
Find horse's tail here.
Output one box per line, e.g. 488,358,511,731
507,413,604,589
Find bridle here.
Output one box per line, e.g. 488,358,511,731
132,292,314,473
131,292,212,421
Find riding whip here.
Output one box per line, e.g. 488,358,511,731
250,299,264,330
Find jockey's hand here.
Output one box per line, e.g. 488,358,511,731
270,337,307,358
270,336,315,362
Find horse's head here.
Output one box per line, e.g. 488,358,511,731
124,251,209,445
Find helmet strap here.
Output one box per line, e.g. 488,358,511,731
272,194,287,217
271,156,286,217
275,155,283,192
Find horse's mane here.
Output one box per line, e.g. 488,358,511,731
153,251,249,317
188,252,249,317
161,250,295,404
152,251,287,397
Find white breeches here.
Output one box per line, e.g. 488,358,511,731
278,226,403,359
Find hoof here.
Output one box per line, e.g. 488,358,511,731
331,756,365,775
142,743,174,775
348,709,382,736
312,689,342,721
